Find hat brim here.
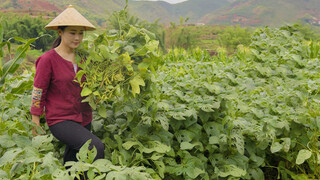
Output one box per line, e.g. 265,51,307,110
45,24,96,31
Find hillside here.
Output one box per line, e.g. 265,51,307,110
200,0,320,26
128,0,230,24
1,0,320,27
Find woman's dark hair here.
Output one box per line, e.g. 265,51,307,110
51,26,67,49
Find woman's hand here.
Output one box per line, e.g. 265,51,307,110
32,115,45,136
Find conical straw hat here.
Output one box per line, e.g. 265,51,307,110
45,5,95,31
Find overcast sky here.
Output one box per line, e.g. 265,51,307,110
137,0,189,4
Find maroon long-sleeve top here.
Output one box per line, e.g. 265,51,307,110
30,49,92,126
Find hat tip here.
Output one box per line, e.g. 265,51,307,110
68,4,73,8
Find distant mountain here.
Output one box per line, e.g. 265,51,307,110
1,0,320,27
128,0,231,23
200,0,320,26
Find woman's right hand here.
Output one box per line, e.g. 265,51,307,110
32,115,45,136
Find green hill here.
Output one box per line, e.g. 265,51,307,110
200,0,320,26
128,0,230,24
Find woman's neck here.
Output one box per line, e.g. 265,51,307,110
55,46,76,64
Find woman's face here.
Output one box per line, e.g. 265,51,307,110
58,26,85,50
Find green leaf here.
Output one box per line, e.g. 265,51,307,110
150,153,163,161
249,168,265,180
155,113,169,130
0,135,15,148
270,142,283,153
98,105,107,118
199,103,219,112
180,142,195,150
0,148,23,166
154,160,165,178
0,22,3,43
129,75,145,96
146,40,159,52
111,41,122,53
122,141,141,150
0,169,8,178
92,159,112,172
209,136,219,144
76,70,86,83
77,139,97,164
142,141,171,154
281,138,291,152
81,87,92,96
12,37,28,43
32,135,53,150
138,62,149,72
0,37,37,86
216,165,246,178
186,166,205,179
126,26,139,39
296,149,312,165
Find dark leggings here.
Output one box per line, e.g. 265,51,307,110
49,120,105,164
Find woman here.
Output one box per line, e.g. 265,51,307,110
30,5,104,164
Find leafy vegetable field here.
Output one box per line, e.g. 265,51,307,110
1,8,320,180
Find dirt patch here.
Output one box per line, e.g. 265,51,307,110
17,0,61,12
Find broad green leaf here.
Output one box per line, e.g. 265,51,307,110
231,132,244,155
123,45,135,54
0,22,3,43
93,91,100,96
13,135,31,148
129,75,145,96
98,105,107,118
155,113,169,130
209,136,219,144
1,37,37,80
216,165,246,178
150,153,163,161
12,36,28,43
119,52,133,72
180,142,195,150
138,62,149,72
111,41,122,53
142,141,171,154
41,152,60,173
92,159,112,172
296,149,312,165
186,166,205,179
154,160,165,178
89,97,97,110
0,148,23,166
0,169,8,178
270,142,283,153
32,135,53,150
170,112,186,121
290,174,309,180
0,135,15,148
126,26,139,38
146,40,159,52
76,70,86,82
199,103,219,112
249,168,265,180
122,141,141,150
98,44,110,59
81,87,92,96
281,138,291,152
76,139,97,164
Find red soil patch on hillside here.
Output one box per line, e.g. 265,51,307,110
230,1,254,11
17,0,61,12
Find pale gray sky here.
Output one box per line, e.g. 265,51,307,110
136,0,189,4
